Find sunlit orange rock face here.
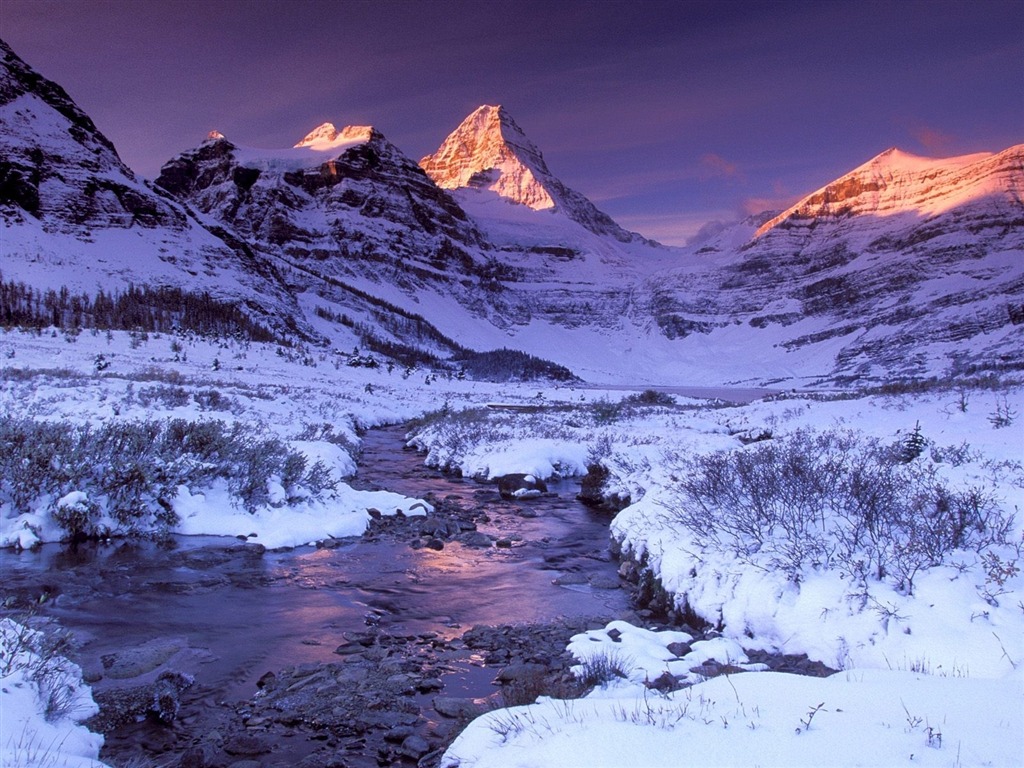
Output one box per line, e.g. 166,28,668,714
420,104,650,244
755,146,1024,237
419,104,556,211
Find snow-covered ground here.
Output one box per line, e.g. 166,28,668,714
2,326,1022,767
410,384,1024,767
1,618,106,768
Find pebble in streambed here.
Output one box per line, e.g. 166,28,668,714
204,616,615,768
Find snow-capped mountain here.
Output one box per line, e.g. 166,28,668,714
755,146,1023,235
157,122,481,255
0,38,295,327
2,36,1021,385
421,105,651,245
153,118,558,351
637,144,1024,382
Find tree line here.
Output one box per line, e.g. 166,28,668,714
0,276,275,342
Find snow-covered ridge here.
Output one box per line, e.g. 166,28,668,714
755,144,1023,237
196,123,380,173
293,121,376,150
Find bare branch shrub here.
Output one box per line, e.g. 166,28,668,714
664,429,1014,593
0,415,341,539
574,649,633,689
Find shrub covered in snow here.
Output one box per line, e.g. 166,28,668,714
665,428,1014,593
0,617,106,768
0,415,338,541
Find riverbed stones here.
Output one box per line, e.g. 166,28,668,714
87,670,195,731
432,696,487,719
667,640,692,657
223,732,271,756
588,572,622,590
458,531,493,548
399,733,431,758
495,473,548,500
178,741,219,768
494,662,548,683
101,636,186,679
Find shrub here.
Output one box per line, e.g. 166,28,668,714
623,390,676,407
50,493,102,541
591,398,624,424
575,650,632,689
0,415,341,539
137,385,190,409
665,428,1014,593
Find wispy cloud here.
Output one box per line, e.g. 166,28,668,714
699,153,740,180
740,182,800,217
910,125,957,156
615,210,737,247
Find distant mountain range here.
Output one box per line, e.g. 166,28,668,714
2,38,1021,385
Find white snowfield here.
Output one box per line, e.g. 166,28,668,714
2,328,1022,767
442,668,1023,768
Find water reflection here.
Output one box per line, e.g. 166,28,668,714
0,424,629,706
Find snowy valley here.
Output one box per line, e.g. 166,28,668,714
1,36,1023,768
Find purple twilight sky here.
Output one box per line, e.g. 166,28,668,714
3,0,1022,245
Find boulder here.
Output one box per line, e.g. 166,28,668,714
432,696,488,719
495,473,547,500
87,670,194,731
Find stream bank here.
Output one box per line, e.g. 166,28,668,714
1,424,634,767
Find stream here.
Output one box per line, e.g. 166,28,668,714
1,424,633,767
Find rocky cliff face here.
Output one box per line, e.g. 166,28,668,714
156,124,496,285
154,120,547,346
0,38,297,333
0,39,182,231
420,105,651,245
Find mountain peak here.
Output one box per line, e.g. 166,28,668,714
295,122,339,148
754,145,1007,238
421,105,652,244
420,104,555,210
294,123,376,150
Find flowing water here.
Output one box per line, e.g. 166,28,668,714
1,424,630,764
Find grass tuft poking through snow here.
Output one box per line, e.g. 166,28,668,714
0,617,108,768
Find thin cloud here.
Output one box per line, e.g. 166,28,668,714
699,153,740,180
910,125,957,156
740,183,800,217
